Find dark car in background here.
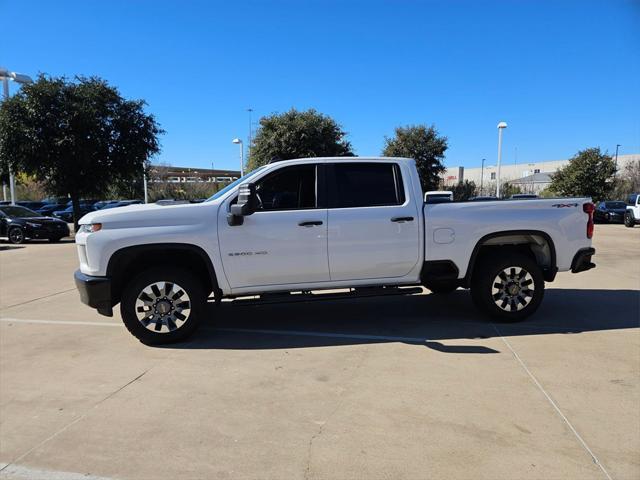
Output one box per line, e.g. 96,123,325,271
594,200,627,223
0,205,70,244
52,204,96,223
36,203,68,216
469,196,500,201
16,201,47,211
99,199,143,210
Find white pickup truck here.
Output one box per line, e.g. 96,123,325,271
74,157,596,344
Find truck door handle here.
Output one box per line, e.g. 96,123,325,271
298,220,323,227
391,216,414,223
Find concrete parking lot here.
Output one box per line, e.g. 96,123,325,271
0,225,638,480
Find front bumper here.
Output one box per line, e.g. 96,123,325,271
25,223,70,239
571,247,596,274
74,270,113,317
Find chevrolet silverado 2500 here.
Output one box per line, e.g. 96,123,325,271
74,157,596,344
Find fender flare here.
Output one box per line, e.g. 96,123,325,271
463,230,557,286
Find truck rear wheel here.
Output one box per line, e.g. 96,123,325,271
120,267,206,345
470,252,544,322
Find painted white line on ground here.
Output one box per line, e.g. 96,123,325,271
0,318,428,343
0,318,122,327
492,324,613,480
0,464,113,480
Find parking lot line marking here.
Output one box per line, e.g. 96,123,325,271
0,369,149,477
0,464,113,480
2,288,77,310
0,318,429,343
0,318,122,327
493,324,613,480
216,327,429,343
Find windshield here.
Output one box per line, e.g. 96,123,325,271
0,206,40,218
605,201,626,209
205,167,267,202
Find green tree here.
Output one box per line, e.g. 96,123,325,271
452,180,477,201
382,125,447,192
0,75,163,228
611,159,640,200
500,182,523,198
247,108,353,171
549,147,616,201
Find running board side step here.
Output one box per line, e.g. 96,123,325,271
224,286,425,306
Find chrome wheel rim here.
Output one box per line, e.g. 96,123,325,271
135,281,191,333
491,266,535,312
9,229,23,243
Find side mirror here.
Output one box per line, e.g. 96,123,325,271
227,183,257,226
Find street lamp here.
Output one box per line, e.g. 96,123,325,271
615,144,621,171
495,121,508,198
232,138,244,176
480,158,486,196
1,67,33,205
247,108,253,165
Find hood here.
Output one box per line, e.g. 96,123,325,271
79,202,215,229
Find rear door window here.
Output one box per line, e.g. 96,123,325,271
329,163,405,208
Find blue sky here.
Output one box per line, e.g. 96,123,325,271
3,0,639,171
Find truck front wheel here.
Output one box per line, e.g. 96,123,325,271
120,267,206,345
470,252,544,322
624,211,636,228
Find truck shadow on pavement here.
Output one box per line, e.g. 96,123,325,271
163,288,640,353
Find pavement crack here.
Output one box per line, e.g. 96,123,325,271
0,368,151,474
304,346,369,480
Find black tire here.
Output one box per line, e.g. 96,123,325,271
470,251,544,322
424,281,458,294
120,267,206,345
624,211,635,228
8,227,25,244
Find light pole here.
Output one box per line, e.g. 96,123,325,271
615,144,621,171
143,168,148,204
480,158,486,196
1,67,33,205
495,121,508,198
247,108,253,165
232,138,244,176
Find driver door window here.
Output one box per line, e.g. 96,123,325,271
255,164,317,211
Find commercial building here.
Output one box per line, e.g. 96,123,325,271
442,153,639,194
149,165,241,184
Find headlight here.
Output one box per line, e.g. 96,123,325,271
26,222,42,228
79,223,102,233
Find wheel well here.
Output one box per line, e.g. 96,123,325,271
107,244,218,306
464,231,557,286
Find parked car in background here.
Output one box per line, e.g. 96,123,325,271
0,205,70,244
509,194,539,200
93,200,120,210
53,205,96,223
37,203,68,216
469,196,500,202
42,197,71,205
99,200,143,210
594,201,627,223
424,191,453,203
624,193,640,228
16,201,47,211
